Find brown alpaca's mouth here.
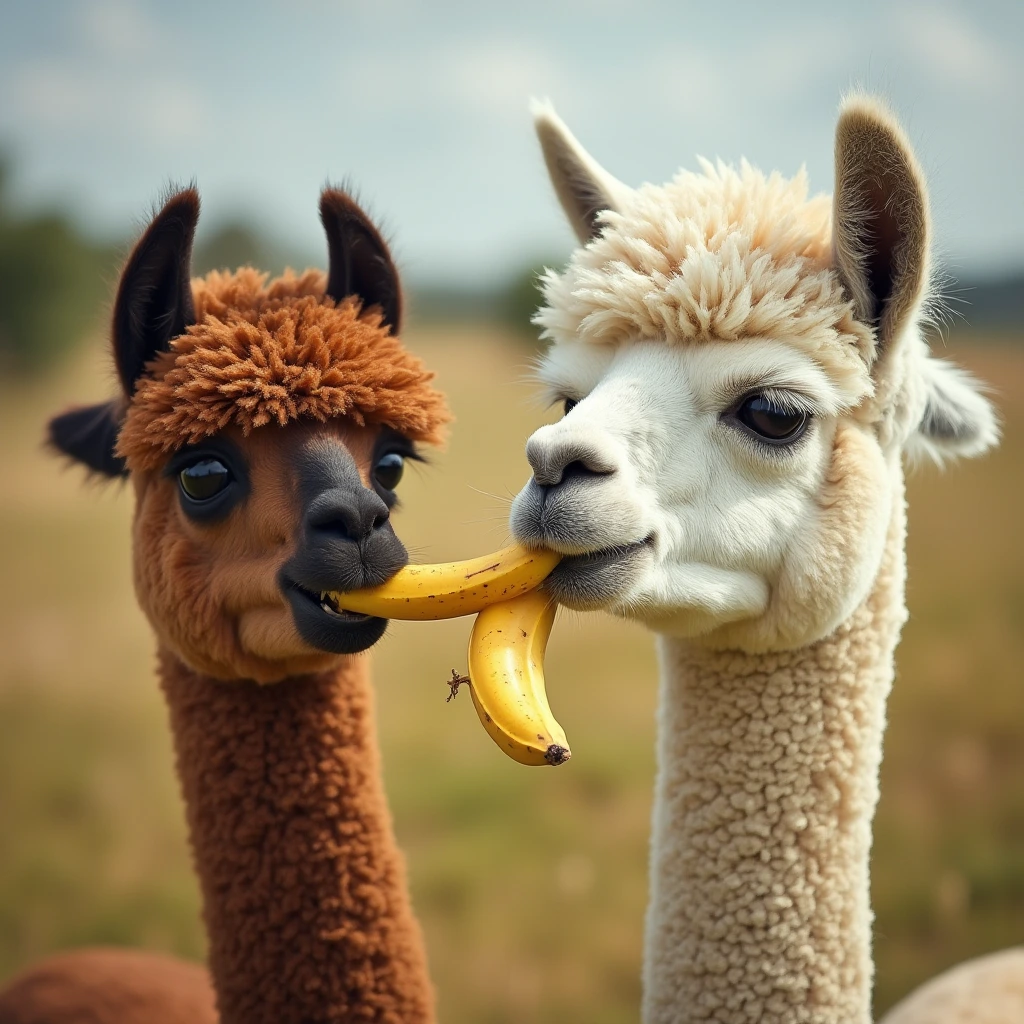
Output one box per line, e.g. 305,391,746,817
281,578,389,655
288,582,372,623
315,589,373,622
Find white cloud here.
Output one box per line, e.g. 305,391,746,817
3,0,210,151
650,23,859,124
330,38,577,119
447,42,578,113
894,5,1016,95
10,59,210,150
76,0,159,59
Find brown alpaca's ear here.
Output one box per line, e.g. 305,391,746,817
832,95,930,353
112,187,199,395
319,188,401,333
531,99,630,245
47,400,128,478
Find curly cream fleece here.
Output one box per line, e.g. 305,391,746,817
534,161,876,410
880,948,1024,1024
644,485,907,1024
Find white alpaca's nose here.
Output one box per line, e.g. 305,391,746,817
525,426,617,487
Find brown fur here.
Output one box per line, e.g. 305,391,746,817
161,650,434,1024
0,949,217,1024
4,188,441,1023
119,267,449,473
131,420,379,684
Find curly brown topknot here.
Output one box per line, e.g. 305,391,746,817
118,267,450,472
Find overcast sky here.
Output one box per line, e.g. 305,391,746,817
2,0,1022,286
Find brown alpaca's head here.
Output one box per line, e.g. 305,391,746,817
49,188,449,683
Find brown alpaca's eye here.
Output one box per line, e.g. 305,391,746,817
734,394,809,443
179,458,231,501
563,398,578,415
373,453,405,491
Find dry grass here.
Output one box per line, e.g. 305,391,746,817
0,328,1020,1022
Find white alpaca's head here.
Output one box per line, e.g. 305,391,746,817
511,96,998,652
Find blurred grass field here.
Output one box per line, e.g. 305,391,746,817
0,327,1021,1022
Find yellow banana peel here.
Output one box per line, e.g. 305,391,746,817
332,542,570,767
328,543,560,620
464,588,568,766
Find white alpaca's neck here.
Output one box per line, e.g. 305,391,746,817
643,493,907,1024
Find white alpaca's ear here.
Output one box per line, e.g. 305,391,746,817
833,95,931,355
907,355,999,462
531,99,631,244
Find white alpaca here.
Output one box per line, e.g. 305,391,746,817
510,96,1023,1024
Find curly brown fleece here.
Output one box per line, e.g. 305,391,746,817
160,649,434,1024
0,949,216,1024
118,267,450,473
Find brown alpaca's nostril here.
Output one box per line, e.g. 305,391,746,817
308,489,391,543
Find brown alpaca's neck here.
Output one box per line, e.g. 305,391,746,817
643,500,907,1024
158,650,435,1024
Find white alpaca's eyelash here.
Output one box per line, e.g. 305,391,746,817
722,382,825,417
750,387,819,415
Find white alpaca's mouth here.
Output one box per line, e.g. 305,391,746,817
544,536,654,611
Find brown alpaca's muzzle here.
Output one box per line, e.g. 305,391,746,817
280,435,409,656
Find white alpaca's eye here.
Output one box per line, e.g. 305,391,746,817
733,394,809,444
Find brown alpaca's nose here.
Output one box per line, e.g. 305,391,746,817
281,439,409,651
306,488,391,543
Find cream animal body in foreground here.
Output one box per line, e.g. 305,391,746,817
511,96,1023,1023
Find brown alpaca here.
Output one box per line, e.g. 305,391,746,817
0,187,450,1024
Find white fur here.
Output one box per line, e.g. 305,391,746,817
513,338,885,646
515,95,1002,1023
515,98,996,652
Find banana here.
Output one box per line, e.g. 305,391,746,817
327,542,569,767
461,588,569,767
328,543,560,620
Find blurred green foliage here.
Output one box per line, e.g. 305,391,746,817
0,152,323,378
191,222,317,280
499,260,556,340
409,258,565,344
0,159,120,376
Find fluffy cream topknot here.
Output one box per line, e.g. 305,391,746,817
535,159,877,408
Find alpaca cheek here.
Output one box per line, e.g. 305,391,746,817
129,480,240,678
744,421,892,651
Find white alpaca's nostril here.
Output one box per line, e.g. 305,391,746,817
526,434,617,487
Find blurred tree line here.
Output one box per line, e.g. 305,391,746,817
0,159,121,375
0,158,319,378
0,150,560,377
5,141,1012,376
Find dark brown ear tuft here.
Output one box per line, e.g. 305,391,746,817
112,186,200,395
48,401,127,478
319,188,402,333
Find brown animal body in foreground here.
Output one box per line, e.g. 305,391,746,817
0,187,450,1024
